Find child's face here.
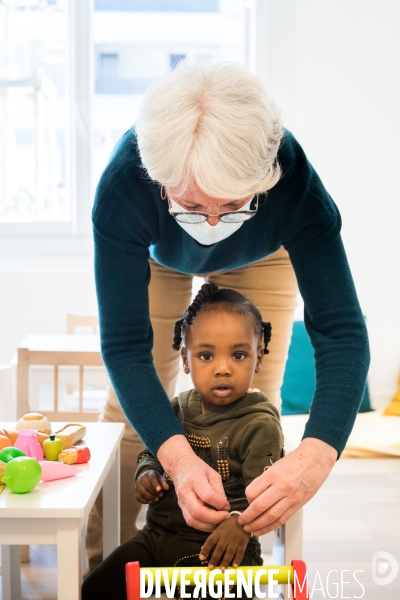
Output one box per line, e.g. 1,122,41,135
181,310,264,412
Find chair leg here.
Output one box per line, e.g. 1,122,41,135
274,508,303,600
292,560,309,599
284,507,303,563
20,545,30,563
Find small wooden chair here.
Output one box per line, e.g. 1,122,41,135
65,314,99,397
126,555,308,600
125,445,303,600
17,333,104,423
66,314,99,335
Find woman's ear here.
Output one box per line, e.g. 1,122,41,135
181,348,190,374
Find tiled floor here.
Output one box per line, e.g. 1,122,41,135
303,458,400,599
1,458,399,599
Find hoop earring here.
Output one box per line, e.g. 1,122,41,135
160,186,167,200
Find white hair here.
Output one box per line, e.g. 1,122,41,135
135,60,283,199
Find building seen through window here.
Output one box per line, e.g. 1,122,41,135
94,0,219,12
93,0,245,190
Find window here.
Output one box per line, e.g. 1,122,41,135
92,0,246,193
170,53,186,70
94,0,219,12
1,0,248,239
99,53,119,83
0,0,68,223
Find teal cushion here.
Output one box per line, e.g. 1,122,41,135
281,321,372,415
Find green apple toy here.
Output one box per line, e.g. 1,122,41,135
1,456,42,493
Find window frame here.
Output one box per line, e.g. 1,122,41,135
0,0,93,247
1,0,261,256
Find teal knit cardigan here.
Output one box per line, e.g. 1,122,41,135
92,128,370,457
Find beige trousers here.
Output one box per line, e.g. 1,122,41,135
86,246,298,572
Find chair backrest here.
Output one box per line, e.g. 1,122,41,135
66,314,99,335
17,334,105,422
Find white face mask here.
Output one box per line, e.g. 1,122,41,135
169,198,253,246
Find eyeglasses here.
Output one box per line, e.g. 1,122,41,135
168,195,258,224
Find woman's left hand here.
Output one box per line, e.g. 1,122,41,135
238,438,337,535
157,434,230,531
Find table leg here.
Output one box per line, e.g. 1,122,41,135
103,444,120,558
1,545,22,600
57,520,81,600
80,518,88,576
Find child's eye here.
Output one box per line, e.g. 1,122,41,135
233,352,247,360
198,353,213,361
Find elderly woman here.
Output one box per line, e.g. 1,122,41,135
86,60,369,570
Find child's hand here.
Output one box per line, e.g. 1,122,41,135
199,513,251,570
135,470,170,504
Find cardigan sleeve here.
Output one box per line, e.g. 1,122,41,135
92,158,185,455
277,132,370,456
288,233,370,456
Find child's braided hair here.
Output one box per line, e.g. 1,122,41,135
172,283,272,353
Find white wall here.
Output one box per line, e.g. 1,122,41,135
0,255,98,364
250,0,400,407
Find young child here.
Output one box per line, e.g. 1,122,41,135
82,283,283,600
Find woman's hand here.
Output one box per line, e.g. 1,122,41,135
199,514,251,570
238,438,337,535
135,470,170,504
157,435,230,532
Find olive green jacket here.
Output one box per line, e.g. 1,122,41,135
136,389,283,536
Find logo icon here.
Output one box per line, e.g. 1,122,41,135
372,551,398,586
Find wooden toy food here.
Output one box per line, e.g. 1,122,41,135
43,435,63,461
58,446,90,464
0,435,11,451
0,447,26,463
0,424,86,451
16,412,51,435
15,430,45,461
0,429,19,446
1,428,47,449
39,461,82,481
1,456,42,493
53,424,86,449
34,431,49,447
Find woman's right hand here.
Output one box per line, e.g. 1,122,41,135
157,435,230,532
135,469,170,504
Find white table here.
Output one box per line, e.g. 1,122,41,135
0,421,124,600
